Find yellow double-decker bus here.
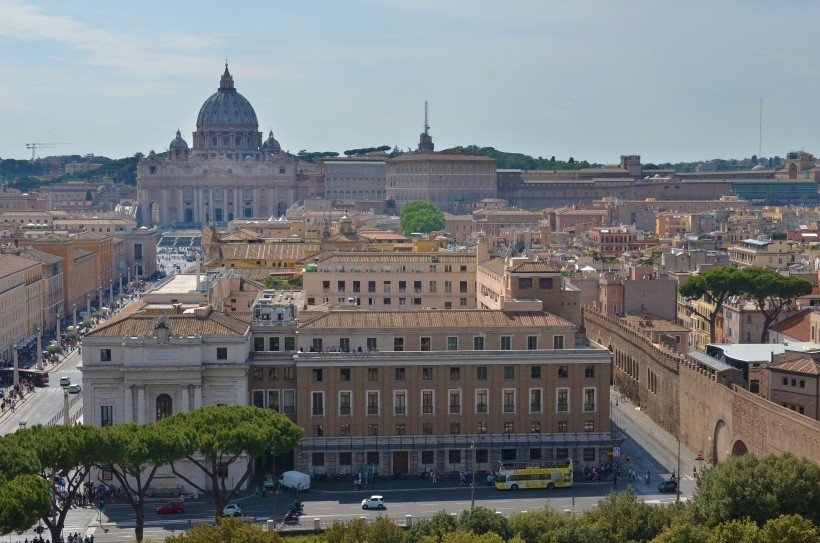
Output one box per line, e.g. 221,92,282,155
494,459,573,490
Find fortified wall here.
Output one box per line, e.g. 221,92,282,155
583,307,820,464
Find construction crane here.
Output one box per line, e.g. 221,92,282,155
25,142,70,161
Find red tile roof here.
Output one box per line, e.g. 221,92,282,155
769,357,820,376
769,308,816,342
299,310,574,330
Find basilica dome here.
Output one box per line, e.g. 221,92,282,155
169,129,189,150
196,64,259,128
262,130,281,152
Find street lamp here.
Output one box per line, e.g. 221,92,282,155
108,279,113,309
72,303,77,331
63,385,70,426
676,435,681,503
86,293,91,320
470,441,476,509
34,322,42,371
12,342,19,387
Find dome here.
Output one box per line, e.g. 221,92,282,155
196,64,259,129
169,129,189,150
262,130,281,152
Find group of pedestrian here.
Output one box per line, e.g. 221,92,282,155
353,471,363,490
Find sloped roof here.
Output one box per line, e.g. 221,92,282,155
86,306,249,338
508,261,562,273
769,308,816,342
769,357,820,376
219,243,320,262
299,310,574,330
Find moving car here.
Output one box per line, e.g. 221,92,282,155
156,499,185,514
59,376,71,387
278,470,311,491
361,495,385,510
658,478,678,493
223,503,243,517
67,383,82,394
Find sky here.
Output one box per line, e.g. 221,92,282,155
1,0,820,165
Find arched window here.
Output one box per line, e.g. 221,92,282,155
156,394,173,421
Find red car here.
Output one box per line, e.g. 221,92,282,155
156,499,185,514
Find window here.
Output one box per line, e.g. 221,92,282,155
473,336,485,350
353,281,361,293
414,281,422,293
367,338,377,351
585,366,595,378
447,336,458,350
395,367,405,380
394,337,404,351
500,336,511,350
313,425,323,437
444,281,452,293
557,421,568,432
216,347,227,360
423,367,433,380
368,424,379,436
476,421,487,434
156,394,173,421
313,452,325,466
450,423,460,435
415,336,430,351
584,420,595,432
501,448,516,461
800,380,806,388
445,264,452,273
583,448,596,461
311,391,324,416
332,389,351,415
394,391,407,415
529,389,542,413
539,278,553,289
556,448,569,459
368,368,378,381
558,366,569,379
531,422,541,434
313,369,323,382
285,337,295,351
553,335,564,349
477,366,488,380
504,422,514,434
100,349,112,362
504,366,515,379
340,424,351,437
476,389,488,414
557,388,569,412
429,281,437,293
584,389,596,412
422,450,434,464
782,377,788,386
339,452,352,465
269,337,280,351
422,390,434,414
531,366,541,379
268,390,280,411
100,405,113,427
367,391,380,415
503,389,515,413
527,336,538,350
423,423,433,435
449,450,462,465
395,423,406,435
283,367,294,380
252,368,263,381
282,390,295,414
368,281,376,293
312,338,323,351
450,367,460,380
459,281,468,293
340,368,350,381
449,390,461,414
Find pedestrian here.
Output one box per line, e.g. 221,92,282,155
693,465,697,478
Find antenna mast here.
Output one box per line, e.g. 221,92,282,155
424,101,430,135
759,97,763,160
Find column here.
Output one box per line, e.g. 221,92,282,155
181,385,190,412
137,386,146,424
194,385,202,409
124,385,134,423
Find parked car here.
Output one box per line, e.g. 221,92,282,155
277,470,311,491
361,495,385,510
59,376,70,387
156,499,185,514
223,503,243,517
67,383,82,394
658,478,678,493
263,474,275,489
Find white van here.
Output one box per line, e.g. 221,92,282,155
277,470,311,491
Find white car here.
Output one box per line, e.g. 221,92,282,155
67,383,82,394
223,503,242,517
59,376,71,387
361,495,385,510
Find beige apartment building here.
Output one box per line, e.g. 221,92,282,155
248,306,613,477
0,254,43,360
728,238,795,268
302,252,477,309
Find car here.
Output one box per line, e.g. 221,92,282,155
59,376,70,387
263,474,275,489
658,478,678,493
156,499,185,514
223,503,243,517
361,495,385,510
67,383,82,394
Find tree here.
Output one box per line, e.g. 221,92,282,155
678,266,743,343
759,514,819,543
163,406,302,523
96,422,195,542
405,510,458,543
459,506,511,539
693,453,820,526
399,200,445,235
13,424,102,543
0,475,51,535
580,487,675,543
165,517,284,543
739,268,813,342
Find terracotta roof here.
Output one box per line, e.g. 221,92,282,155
769,308,816,342
358,231,408,241
299,309,574,330
20,247,63,265
311,252,476,264
85,306,249,338
0,253,40,276
769,357,820,376
219,243,320,262
220,230,262,241
508,261,562,273
389,152,496,163
478,258,506,275
623,315,690,333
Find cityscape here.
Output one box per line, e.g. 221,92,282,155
1,2,820,541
